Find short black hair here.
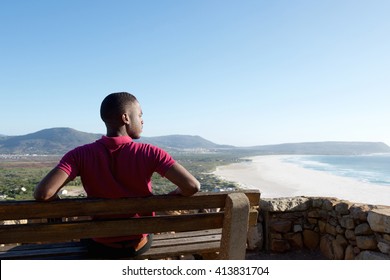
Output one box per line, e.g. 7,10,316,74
100,92,138,123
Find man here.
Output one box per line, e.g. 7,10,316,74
34,92,200,258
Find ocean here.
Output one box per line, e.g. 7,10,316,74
283,154,390,187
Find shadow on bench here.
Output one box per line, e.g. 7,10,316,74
0,190,260,260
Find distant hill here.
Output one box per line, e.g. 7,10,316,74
0,128,102,154
137,135,233,150
0,128,230,154
1,128,389,155
246,141,390,155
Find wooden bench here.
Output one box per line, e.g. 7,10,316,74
0,190,259,260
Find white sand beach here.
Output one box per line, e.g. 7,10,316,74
213,155,390,206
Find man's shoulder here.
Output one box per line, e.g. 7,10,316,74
65,140,101,155
132,141,161,150
131,141,170,155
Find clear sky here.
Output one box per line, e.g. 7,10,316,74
1,0,389,147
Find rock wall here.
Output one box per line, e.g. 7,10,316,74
247,196,390,260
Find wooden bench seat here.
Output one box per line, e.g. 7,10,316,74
0,190,260,260
1,229,223,260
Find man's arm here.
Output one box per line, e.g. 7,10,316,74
164,162,200,196
34,168,72,201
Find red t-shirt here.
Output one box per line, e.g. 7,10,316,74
57,135,175,243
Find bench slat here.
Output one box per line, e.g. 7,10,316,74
0,240,223,260
153,229,222,241
0,195,223,220
0,241,83,252
0,191,259,220
152,233,221,248
0,230,222,260
0,213,224,244
0,245,88,259
134,241,221,260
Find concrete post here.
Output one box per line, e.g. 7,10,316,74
219,193,250,259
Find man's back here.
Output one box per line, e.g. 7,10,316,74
57,135,175,199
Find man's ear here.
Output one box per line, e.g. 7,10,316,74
121,113,130,125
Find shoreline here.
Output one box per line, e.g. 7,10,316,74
213,155,390,206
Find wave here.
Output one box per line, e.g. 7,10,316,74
282,155,390,187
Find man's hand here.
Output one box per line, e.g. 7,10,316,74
34,168,71,201
164,162,200,196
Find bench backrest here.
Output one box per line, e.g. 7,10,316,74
0,191,260,247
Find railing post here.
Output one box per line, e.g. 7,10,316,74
219,193,250,259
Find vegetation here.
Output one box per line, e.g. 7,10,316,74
0,160,55,200
0,151,250,200
152,150,248,194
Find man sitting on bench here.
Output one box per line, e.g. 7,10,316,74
34,92,200,259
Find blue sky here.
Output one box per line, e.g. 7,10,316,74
1,0,389,147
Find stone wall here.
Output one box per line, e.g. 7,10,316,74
247,196,390,260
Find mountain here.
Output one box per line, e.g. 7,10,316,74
0,128,230,154
137,135,233,150
1,128,390,155
0,128,102,154
246,141,390,155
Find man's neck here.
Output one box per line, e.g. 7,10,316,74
106,126,129,137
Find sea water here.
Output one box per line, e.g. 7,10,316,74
283,154,390,187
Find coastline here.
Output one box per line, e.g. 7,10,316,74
213,155,390,206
